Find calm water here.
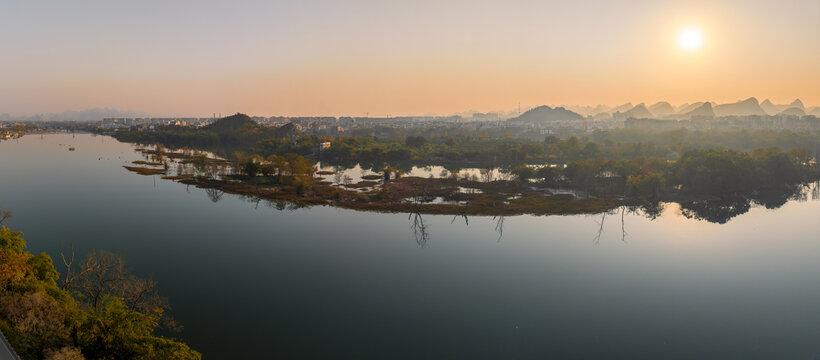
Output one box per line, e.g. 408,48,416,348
1,134,819,359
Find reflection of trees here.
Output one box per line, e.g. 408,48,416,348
409,212,429,247
265,200,304,211
493,215,505,242
205,188,224,203
592,212,606,244
813,181,820,201
620,206,629,242
592,207,631,244
680,196,751,224
678,184,813,224
636,202,664,220
751,185,802,208
451,214,468,226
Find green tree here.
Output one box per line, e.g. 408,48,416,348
511,165,535,183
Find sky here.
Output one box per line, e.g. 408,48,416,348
1,0,818,117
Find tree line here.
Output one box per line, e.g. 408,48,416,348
113,117,819,172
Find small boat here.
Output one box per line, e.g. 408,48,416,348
68,147,76,151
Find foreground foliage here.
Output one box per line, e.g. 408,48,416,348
0,226,200,360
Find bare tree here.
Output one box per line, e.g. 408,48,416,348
75,251,127,311
67,251,164,313
59,245,89,291
0,205,12,225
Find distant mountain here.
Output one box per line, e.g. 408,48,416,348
788,99,805,110
648,102,675,116
566,104,610,117
674,103,690,112
591,112,612,121
808,107,820,116
625,103,654,118
686,102,715,118
668,102,714,120
204,113,259,132
610,103,634,113
760,99,779,115
713,97,766,117
509,105,583,123
3,108,150,122
778,107,806,116
676,102,705,114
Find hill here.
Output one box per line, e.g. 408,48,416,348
272,122,299,138
610,103,634,113
204,113,260,132
760,99,779,115
509,106,583,123
625,103,654,118
713,97,766,117
778,107,806,116
667,102,714,120
648,102,675,116
677,102,705,114
788,99,805,110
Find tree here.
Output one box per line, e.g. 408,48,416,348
627,172,666,199
535,166,563,187
511,165,535,183
240,154,264,177
266,154,287,179
0,205,11,225
582,142,600,158
0,221,200,360
406,136,427,148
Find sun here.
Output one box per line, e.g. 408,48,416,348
677,27,704,52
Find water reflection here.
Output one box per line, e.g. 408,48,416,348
193,181,820,246
592,211,608,244
679,183,816,224
205,188,224,203
493,215,505,242
409,212,429,247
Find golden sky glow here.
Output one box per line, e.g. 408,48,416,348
677,28,704,52
0,0,818,117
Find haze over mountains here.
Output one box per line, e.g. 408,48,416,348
551,97,819,122
0,108,149,122
2,98,818,123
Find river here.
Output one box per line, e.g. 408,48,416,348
1,133,819,359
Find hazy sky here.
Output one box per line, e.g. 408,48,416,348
1,0,818,116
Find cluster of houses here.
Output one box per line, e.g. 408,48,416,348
100,117,214,129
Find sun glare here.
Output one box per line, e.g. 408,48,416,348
677,27,704,52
